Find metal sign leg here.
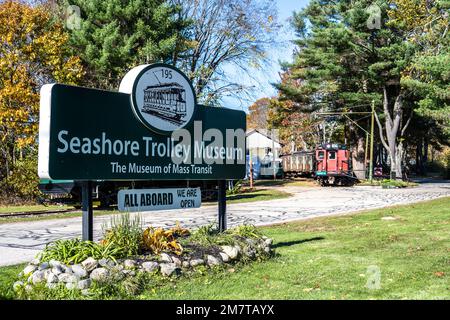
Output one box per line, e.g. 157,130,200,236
218,180,227,232
81,180,93,241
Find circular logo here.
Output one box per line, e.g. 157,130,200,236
125,64,196,134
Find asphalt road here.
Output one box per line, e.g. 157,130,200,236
0,181,449,266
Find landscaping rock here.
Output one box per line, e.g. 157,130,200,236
47,273,58,284
66,282,76,290
142,261,159,273
99,258,115,268
171,256,182,267
264,238,273,246
190,259,204,267
160,253,172,263
123,259,136,269
38,262,50,270
219,252,230,263
31,270,46,284
61,265,73,274
77,279,91,290
81,257,98,272
13,281,23,291
206,255,222,266
58,273,77,283
71,264,88,279
160,263,178,276
90,268,110,282
243,247,256,259
30,258,40,266
23,265,37,276
81,289,90,296
182,261,190,268
221,246,239,260
49,260,62,268
51,266,63,276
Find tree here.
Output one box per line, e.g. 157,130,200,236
275,0,449,179
247,98,271,130
0,0,83,201
172,0,280,105
60,0,192,90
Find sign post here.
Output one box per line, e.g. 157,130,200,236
81,181,93,241
218,180,227,232
38,63,246,238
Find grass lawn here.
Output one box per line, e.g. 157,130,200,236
1,197,449,300
0,204,73,214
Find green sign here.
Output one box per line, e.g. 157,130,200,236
38,65,246,180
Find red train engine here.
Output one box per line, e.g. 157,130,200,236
315,143,356,186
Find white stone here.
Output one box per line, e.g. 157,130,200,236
51,265,63,275
58,273,77,283
142,261,159,273
90,268,110,282
77,279,91,290
13,281,23,291
206,255,222,266
264,238,273,246
47,273,58,284
190,259,204,267
182,261,190,268
61,265,73,274
66,282,76,290
71,264,88,278
49,260,62,268
160,253,172,263
23,265,37,276
219,252,230,263
171,256,182,267
30,258,40,266
160,263,178,276
99,258,115,268
123,259,136,269
81,257,98,272
38,262,50,270
31,270,46,284
221,246,239,260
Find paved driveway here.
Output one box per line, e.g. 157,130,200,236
1,181,449,266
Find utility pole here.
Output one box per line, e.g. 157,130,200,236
369,100,375,182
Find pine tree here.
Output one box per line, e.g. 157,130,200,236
276,0,449,179
60,0,192,90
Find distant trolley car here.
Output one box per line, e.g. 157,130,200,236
279,143,357,186
142,83,187,121
281,151,315,178
315,143,356,186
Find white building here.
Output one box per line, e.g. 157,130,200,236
246,129,282,162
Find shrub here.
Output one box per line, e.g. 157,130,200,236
381,179,416,188
142,226,185,255
101,214,143,257
39,239,123,264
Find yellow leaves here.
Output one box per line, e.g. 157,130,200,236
142,224,188,255
0,1,83,149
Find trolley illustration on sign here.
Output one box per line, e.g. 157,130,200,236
141,72,188,126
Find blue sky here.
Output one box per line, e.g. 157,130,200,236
221,0,310,112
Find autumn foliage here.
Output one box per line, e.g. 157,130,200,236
0,0,83,202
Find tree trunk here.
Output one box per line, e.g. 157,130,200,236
374,87,412,180
351,136,366,180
